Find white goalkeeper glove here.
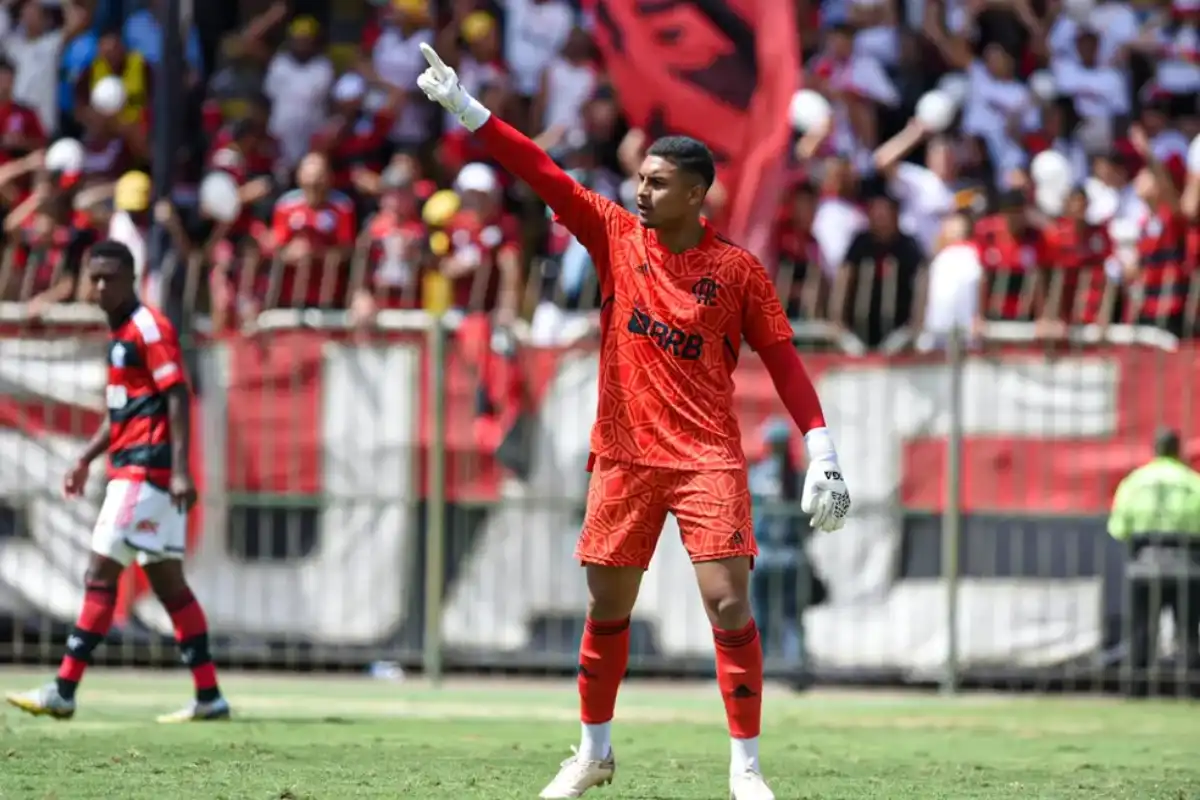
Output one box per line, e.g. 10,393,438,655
416,43,491,132
801,427,851,532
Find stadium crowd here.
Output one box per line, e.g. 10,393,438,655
0,0,1198,348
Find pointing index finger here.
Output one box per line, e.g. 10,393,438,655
420,43,450,75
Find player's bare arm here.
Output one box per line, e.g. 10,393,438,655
165,384,196,512
78,418,112,465
416,43,629,265
64,418,111,497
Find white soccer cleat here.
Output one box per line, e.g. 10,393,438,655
5,683,76,720
156,696,231,723
730,769,776,800
538,746,616,798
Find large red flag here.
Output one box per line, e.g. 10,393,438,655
589,0,800,259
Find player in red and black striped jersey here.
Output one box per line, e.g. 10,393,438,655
5,241,231,724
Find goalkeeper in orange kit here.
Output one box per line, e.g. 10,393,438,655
417,44,851,800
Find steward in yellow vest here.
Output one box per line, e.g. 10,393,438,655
76,31,151,127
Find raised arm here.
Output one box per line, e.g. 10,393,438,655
474,116,629,254
873,118,928,175
416,43,629,260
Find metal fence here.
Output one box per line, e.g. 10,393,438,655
0,237,1199,697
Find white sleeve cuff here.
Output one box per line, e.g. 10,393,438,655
804,427,837,462
458,96,492,133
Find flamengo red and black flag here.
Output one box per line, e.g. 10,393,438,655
588,0,800,258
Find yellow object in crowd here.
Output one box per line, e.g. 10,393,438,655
422,190,461,228
421,192,460,316
288,16,320,38
90,52,149,127
114,171,151,212
392,0,431,21
423,270,452,316
461,12,495,44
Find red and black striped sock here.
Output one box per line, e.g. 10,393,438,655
56,581,118,700
163,588,221,704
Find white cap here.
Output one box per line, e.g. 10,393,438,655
45,137,85,173
332,73,368,103
454,162,498,194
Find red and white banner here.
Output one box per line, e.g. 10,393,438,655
1,325,1197,672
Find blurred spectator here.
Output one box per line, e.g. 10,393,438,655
531,27,597,139
832,189,926,345
919,212,982,350
122,0,203,76
437,9,506,139
1039,186,1117,328
0,58,48,174
1049,28,1131,126
360,166,430,313
107,169,150,284
204,3,289,130
3,0,72,134
267,152,357,309
311,74,399,205
503,0,575,118
362,0,434,151
807,22,898,165
1125,124,1190,335
443,162,521,321
1149,3,1200,100
77,88,146,181
75,26,151,130
809,152,866,280
57,0,96,138
3,170,97,310
975,188,1043,322
773,181,821,319
962,44,1040,181
1047,0,1140,66
206,40,266,126
874,118,958,255
263,16,334,168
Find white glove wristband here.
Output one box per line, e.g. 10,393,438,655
457,96,491,133
804,426,837,462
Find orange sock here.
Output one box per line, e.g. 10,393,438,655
578,617,629,725
713,619,763,739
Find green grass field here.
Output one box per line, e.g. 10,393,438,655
0,669,1197,799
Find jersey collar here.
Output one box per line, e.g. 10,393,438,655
107,301,141,330
645,218,716,256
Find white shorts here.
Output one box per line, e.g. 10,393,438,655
92,479,187,567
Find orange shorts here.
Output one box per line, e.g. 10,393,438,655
575,456,757,570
